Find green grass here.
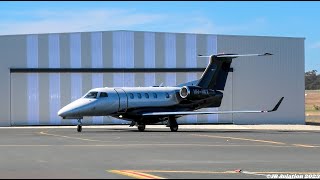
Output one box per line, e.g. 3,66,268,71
305,90,320,124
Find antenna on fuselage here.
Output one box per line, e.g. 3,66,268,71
197,54,212,58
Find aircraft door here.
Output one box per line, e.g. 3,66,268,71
114,88,128,113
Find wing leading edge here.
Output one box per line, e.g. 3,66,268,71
142,97,284,116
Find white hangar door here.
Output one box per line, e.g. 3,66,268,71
10,73,30,126
10,72,89,126
10,72,65,126
10,71,131,126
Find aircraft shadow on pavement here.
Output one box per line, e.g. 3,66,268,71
64,129,319,134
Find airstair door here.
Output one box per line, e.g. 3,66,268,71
114,88,128,113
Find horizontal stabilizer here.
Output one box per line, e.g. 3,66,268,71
142,97,284,116
197,53,273,59
216,53,273,58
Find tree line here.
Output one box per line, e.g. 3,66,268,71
305,70,320,90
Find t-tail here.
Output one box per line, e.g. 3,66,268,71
197,53,273,90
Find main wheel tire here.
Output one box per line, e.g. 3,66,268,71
77,125,82,132
170,125,178,132
138,124,145,132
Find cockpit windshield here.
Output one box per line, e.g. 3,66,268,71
84,91,98,99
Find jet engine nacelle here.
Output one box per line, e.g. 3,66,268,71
179,86,216,100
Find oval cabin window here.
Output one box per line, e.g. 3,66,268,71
100,92,108,98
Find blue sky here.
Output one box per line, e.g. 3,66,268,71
0,1,319,72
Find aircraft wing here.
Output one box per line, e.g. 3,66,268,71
142,97,284,116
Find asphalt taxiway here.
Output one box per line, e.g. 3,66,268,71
0,125,320,179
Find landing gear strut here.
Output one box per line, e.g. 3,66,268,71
77,119,82,132
167,116,178,132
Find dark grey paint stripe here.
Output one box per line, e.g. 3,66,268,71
10,68,205,73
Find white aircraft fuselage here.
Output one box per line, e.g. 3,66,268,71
58,86,223,122
58,53,284,132
58,87,181,119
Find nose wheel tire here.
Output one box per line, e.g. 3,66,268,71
138,124,145,132
77,119,83,132
77,125,82,132
170,124,178,132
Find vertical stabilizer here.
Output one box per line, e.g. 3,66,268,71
197,53,272,90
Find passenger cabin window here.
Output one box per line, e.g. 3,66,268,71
165,92,170,98
145,93,149,99
129,93,134,99
100,92,108,98
137,93,142,99
153,93,157,98
84,91,98,99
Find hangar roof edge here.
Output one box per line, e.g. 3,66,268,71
0,30,305,40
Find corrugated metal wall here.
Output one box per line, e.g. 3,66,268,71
217,35,305,124
5,31,222,126
0,31,304,126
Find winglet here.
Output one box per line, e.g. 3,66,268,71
267,97,284,112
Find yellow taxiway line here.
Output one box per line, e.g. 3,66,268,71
191,134,286,145
109,169,320,179
135,170,320,174
292,144,317,148
191,134,318,148
39,131,107,142
38,131,318,148
0,144,297,148
108,170,166,179
134,170,237,174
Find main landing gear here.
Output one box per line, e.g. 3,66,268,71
131,117,179,132
77,119,82,132
167,116,178,132
130,121,146,132
138,124,146,132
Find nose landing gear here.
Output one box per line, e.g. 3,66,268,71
77,119,83,132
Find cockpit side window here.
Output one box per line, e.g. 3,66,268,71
100,92,108,98
84,91,98,99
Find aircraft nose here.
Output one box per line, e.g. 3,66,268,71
57,105,73,117
58,99,96,118
57,108,68,117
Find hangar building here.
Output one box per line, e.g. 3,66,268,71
0,30,305,126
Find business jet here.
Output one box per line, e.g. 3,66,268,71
58,53,284,132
